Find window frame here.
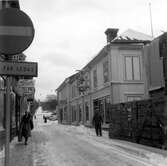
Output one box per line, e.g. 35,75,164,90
103,60,109,83
124,55,141,81
93,69,98,88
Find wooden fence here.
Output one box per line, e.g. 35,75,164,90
109,97,167,148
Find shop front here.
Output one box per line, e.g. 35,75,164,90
93,95,110,124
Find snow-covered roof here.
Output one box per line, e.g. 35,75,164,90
113,29,153,43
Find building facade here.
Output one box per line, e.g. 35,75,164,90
143,33,167,97
57,28,152,127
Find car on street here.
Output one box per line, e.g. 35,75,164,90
47,113,57,121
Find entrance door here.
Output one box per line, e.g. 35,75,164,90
99,99,105,122
93,99,99,113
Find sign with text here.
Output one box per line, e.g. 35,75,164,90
0,61,38,77
17,79,35,87
14,85,35,97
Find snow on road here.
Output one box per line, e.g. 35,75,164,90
1,108,167,166
31,111,165,166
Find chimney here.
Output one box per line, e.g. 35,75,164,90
105,28,119,44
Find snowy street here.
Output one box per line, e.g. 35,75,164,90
1,108,167,166
31,112,167,166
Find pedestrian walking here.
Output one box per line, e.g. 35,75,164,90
43,115,47,123
92,110,103,136
19,111,34,145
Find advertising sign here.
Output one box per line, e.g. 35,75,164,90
14,79,35,96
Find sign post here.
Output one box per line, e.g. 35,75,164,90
5,77,11,166
0,7,35,166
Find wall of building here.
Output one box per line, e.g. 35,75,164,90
57,43,149,127
110,45,147,103
143,38,164,92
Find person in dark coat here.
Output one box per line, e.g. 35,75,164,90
19,111,33,145
92,110,103,136
43,115,47,123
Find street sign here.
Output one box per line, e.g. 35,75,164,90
17,79,35,87
0,61,38,77
14,86,35,97
14,79,35,96
0,8,35,55
12,53,26,62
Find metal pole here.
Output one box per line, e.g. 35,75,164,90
149,2,154,38
5,76,11,166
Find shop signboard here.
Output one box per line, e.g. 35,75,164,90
14,79,35,96
0,61,38,77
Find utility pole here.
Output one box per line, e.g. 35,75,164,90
4,74,11,166
149,2,154,38
0,1,20,166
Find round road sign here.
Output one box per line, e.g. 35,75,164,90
0,8,35,55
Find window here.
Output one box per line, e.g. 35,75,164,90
105,96,110,123
63,106,67,121
72,85,76,98
72,86,74,98
103,61,109,83
127,96,142,102
84,74,90,89
0,77,4,89
93,96,110,124
72,106,77,122
125,56,141,80
93,69,97,88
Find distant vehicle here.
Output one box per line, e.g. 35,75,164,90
47,113,57,121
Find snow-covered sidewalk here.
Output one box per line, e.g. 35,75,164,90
58,124,167,166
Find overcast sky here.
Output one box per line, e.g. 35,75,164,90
20,0,167,100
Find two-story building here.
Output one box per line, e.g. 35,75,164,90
57,28,152,127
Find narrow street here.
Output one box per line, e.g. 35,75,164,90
32,112,148,166
1,108,167,166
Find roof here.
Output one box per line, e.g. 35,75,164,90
56,29,153,91
56,73,79,92
83,45,109,70
112,29,153,43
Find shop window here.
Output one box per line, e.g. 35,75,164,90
93,96,110,124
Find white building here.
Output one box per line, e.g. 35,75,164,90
57,28,152,128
